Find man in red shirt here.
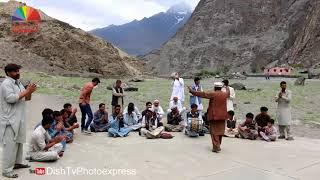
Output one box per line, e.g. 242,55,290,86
188,82,229,153
79,78,100,134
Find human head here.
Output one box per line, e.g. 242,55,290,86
42,108,54,119
53,111,62,121
280,81,287,90
245,113,254,122
227,110,235,119
194,77,201,85
63,103,72,112
171,72,179,79
60,109,69,120
222,79,229,86
92,78,100,86
114,104,121,114
153,100,160,107
42,115,54,129
173,97,178,102
99,103,105,111
260,106,268,114
191,103,198,113
4,63,22,80
267,119,275,127
115,80,122,88
214,82,223,91
145,102,152,109
171,106,178,113
128,103,135,113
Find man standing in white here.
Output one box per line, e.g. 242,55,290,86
170,72,185,104
222,80,235,111
0,64,37,178
276,81,294,140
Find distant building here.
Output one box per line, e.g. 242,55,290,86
264,67,291,75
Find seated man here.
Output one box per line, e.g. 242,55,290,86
152,100,165,123
236,113,258,140
50,111,73,146
140,108,164,139
185,104,204,137
27,115,65,162
34,108,54,129
90,103,110,132
60,109,79,134
108,105,131,137
63,103,78,126
225,110,238,137
124,102,142,120
123,103,142,131
167,96,186,114
165,106,184,132
260,119,277,142
255,106,271,134
140,101,153,122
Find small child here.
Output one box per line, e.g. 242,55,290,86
226,110,236,130
259,119,277,142
225,110,238,137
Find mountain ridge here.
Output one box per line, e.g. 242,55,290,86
143,0,320,76
0,1,144,78
90,2,193,56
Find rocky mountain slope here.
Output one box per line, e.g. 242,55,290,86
90,3,192,56
0,1,144,77
143,0,320,76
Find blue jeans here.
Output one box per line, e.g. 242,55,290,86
79,103,93,130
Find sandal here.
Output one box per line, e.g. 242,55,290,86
13,164,31,169
2,172,19,178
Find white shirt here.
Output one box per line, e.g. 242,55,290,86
0,77,27,143
152,105,164,118
222,86,235,111
169,100,183,111
123,106,141,119
170,78,185,102
29,125,51,152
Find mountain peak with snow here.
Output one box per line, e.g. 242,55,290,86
167,2,192,14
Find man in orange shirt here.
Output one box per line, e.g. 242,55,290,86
188,82,230,153
79,78,100,134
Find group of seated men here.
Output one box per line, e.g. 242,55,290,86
225,106,277,142
88,97,205,139
27,104,79,162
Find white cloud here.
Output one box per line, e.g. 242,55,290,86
1,0,200,31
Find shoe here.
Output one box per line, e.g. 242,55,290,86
212,148,219,153
212,145,220,153
286,137,294,141
13,164,30,169
217,147,221,152
2,172,19,178
278,135,285,139
82,130,92,134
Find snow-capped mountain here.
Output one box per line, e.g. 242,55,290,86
90,2,193,56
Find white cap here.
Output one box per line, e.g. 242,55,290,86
214,82,223,88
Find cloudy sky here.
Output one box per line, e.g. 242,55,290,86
1,0,200,31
